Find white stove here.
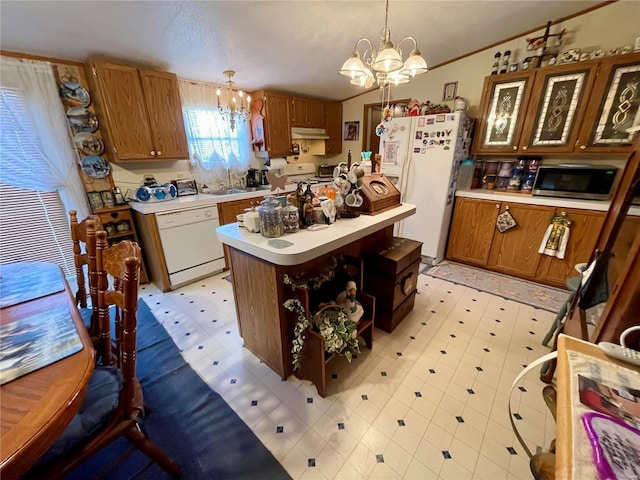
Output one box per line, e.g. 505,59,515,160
281,162,317,183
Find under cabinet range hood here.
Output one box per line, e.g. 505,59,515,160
291,127,330,140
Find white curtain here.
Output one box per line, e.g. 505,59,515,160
0,56,89,219
178,79,251,188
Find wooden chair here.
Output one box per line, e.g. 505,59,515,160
69,210,102,335
27,231,181,478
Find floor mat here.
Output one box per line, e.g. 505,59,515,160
422,261,568,313
64,299,291,480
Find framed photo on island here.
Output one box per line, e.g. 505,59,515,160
443,81,458,101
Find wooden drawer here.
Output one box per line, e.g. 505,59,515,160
364,258,420,313
363,237,422,276
375,291,417,333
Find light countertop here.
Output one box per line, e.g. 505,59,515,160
216,203,416,266
456,189,640,216
129,184,302,215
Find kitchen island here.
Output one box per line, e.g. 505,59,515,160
215,203,416,380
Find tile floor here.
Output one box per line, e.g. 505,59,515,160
139,267,558,480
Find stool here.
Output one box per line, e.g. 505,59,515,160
542,275,581,347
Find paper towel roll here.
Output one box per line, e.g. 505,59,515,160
268,157,287,170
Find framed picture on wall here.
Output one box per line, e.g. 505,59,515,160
344,121,360,141
443,81,458,101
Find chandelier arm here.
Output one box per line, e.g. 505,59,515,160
397,36,418,57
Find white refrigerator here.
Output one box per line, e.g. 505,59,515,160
379,112,472,264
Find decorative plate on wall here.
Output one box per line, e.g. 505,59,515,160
59,81,91,108
66,107,98,133
73,132,104,156
81,155,111,179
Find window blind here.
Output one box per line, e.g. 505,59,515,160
0,85,75,276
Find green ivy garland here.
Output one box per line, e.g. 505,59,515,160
283,254,361,370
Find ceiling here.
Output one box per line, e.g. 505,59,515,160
0,1,604,101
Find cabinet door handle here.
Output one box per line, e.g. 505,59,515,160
580,145,586,150
522,146,528,151
150,151,156,156
496,203,500,209
157,151,162,156
512,146,517,151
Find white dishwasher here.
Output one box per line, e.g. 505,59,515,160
156,204,225,289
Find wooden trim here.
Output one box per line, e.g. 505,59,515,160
0,50,83,66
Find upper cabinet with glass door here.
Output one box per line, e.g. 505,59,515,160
472,71,536,154
518,60,598,154
473,53,640,156
575,52,640,153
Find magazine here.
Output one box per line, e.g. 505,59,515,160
0,306,83,385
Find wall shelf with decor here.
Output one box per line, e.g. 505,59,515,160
53,62,148,283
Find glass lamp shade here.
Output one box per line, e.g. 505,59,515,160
371,45,403,73
351,68,374,88
401,50,429,77
339,53,368,79
388,70,410,85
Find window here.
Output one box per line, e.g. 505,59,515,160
0,83,75,276
182,107,243,168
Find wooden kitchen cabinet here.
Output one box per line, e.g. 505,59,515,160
218,197,264,269
325,101,343,154
574,52,640,153
87,58,188,162
536,208,605,286
446,197,500,266
518,61,599,154
487,203,554,278
250,90,292,157
472,71,536,154
446,197,636,289
291,96,325,128
95,206,149,283
473,53,640,156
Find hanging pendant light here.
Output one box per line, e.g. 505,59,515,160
216,70,251,132
338,0,428,90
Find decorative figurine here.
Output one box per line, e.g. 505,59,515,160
336,281,364,323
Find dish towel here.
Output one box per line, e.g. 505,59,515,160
538,219,571,259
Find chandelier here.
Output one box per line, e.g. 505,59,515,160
338,0,428,90
216,70,251,132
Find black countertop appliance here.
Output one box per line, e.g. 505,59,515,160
246,168,260,187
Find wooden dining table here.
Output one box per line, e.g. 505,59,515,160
0,262,95,480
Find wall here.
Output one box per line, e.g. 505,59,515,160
333,1,640,166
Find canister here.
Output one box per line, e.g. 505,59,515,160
258,196,284,238
282,202,299,233
457,159,475,191
521,171,537,191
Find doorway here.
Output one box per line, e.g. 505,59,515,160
361,98,411,156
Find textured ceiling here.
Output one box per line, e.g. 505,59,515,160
0,1,604,100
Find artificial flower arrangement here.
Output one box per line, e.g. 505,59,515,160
283,255,363,371
285,298,360,371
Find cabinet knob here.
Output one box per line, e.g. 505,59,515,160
522,146,528,151
580,145,586,150
512,146,517,151
157,151,162,156
496,204,500,209
150,151,156,156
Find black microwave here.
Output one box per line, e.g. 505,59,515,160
532,164,618,201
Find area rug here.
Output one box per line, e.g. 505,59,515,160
64,299,291,480
422,261,568,313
